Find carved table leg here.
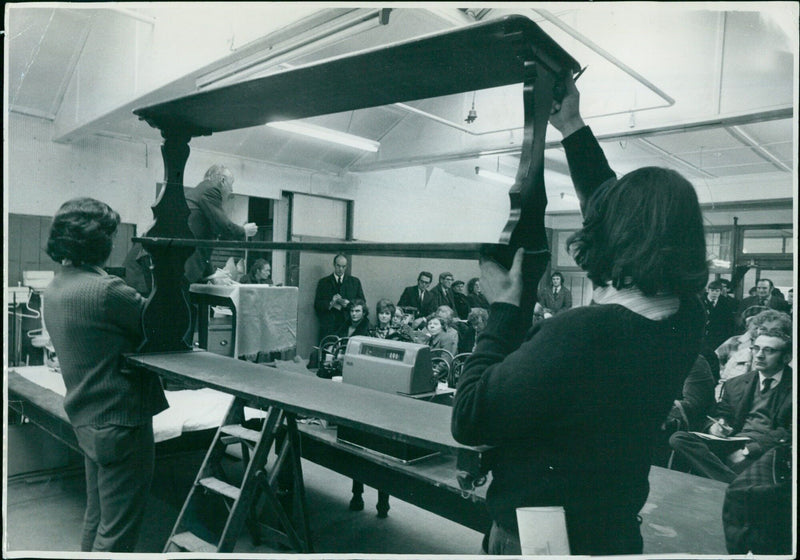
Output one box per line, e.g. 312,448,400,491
140,132,195,352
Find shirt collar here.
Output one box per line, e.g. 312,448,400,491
759,369,783,389
592,284,680,320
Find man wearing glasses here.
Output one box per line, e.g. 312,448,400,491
397,271,434,318
669,328,792,482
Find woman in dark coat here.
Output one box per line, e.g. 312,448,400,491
466,277,490,310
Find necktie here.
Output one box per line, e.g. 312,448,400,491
336,277,342,293
761,378,773,394
419,291,424,303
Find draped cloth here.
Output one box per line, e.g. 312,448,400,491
190,284,298,357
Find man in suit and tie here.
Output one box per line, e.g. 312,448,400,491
397,271,433,318
537,271,572,315
669,328,792,483
738,279,790,328
313,253,365,343
428,272,456,312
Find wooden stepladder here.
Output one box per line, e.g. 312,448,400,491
164,396,313,553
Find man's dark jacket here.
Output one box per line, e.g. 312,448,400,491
313,274,365,340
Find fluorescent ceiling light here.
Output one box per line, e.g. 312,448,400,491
267,121,380,152
475,166,515,185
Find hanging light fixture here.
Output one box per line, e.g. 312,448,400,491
464,91,477,124
475,166,514,185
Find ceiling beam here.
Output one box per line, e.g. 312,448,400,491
635,137,717,178
347,107,792,173
724,126,791,173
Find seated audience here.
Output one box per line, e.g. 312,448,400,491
715,308,791,399
238,258,272,284
389,307,415,342
464,307,489,353
466,277,490,310
335,299,371,339
435,305,461,350
669,328,792,483
370,299,397,339
451,280,471,320
424,315,458,356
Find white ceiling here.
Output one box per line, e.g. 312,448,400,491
6,4,797,214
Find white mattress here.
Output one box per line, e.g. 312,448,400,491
11,365,264,443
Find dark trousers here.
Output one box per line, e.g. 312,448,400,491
74,423,155,552
723,444,792,554
669,431,753,483
488,522,521,555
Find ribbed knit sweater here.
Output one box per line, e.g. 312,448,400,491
452,300,704,542
43,265,168,427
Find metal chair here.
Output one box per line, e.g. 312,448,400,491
429,348,454,384
316,336,349,379
666,400,690,470
448,353,471,388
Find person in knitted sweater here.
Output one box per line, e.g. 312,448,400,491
43,198,168,552
451,77,708,555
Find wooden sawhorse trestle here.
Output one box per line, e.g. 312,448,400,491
163,396,313,553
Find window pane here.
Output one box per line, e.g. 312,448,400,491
706,230,732,269
742,228,793,254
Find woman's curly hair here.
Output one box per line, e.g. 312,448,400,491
567,167,708,297
46,198,120,266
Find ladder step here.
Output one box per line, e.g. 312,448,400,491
220,424,261,443
199,477,241,501
171,531,216,552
